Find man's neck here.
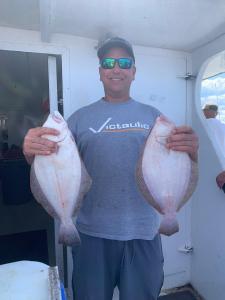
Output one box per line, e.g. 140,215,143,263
104,94,130,103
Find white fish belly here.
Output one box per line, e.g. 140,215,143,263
142,142,191,213
137,115,194,236
34,135,81,220
141,114,192,215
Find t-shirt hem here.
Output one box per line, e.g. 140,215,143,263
77,224,158,241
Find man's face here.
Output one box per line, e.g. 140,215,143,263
203,109,217,119
99,47,136,99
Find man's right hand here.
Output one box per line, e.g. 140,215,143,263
23,127,59,164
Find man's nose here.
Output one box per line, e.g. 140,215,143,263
113,63,121,72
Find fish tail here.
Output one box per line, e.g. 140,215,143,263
159,214,179,236
58,220,81,246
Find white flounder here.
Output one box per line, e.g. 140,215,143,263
137,115,198,236
30,111,91,245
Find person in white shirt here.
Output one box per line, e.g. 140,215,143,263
203,104,225,190
203,104,225,150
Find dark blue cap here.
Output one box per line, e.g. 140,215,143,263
97,37,135,63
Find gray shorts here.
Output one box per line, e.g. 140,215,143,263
72,232,164,300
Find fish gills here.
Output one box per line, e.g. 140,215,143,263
137,115,198,236
30,111,92,246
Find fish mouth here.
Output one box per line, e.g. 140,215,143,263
52,111,63,123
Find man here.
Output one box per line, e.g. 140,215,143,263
202,105,225,190
202,104,225,151
23,37,199,300
203,104,218,119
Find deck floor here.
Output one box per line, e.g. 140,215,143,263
112,285,202,300
159,290,197,300
113,291,198,300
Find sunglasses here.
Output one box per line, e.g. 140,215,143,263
100,57,134,69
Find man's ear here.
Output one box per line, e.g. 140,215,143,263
132,65,136,80
99,67,103,82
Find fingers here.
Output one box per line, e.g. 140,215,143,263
167,126,196,143
216,176,223,189
28,127,59,138
23,127,59,158
166,126,199,162
24,140,58,155
172,126,194,134
216,179,223,189
216,172,225,189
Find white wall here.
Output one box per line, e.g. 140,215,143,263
191,34,225,300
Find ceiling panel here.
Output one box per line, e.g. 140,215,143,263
0,0,225,51
0,0,39,30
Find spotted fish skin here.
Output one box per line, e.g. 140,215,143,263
137,115,198,236
30,111,92,246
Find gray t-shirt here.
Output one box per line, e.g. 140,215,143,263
68,98,160,240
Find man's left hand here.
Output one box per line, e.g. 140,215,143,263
166,126,199,162
216,171,225,189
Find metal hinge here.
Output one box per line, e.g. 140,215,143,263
177,73,196,80
178,244,194,254
58,98,63,106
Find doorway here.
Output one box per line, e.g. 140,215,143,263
0,49,62,266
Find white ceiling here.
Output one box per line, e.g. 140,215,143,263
0,0,225,52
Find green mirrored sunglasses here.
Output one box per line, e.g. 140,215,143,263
100,57,134,69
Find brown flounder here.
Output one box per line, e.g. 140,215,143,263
30,111,91,245
137,115,198,236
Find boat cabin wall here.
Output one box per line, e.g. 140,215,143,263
0,25,193,296
191,34,225,300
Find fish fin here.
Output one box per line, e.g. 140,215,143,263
30,163,57,218
178,160,198,210
73,161,92,215
159,214,179,236
58,221,81,246
136,155,163,213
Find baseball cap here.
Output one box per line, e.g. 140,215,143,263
203,104,218,112
97,37,135,63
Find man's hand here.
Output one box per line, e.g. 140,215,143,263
23,127,59,164
216,171,225,189
166,126,199,162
